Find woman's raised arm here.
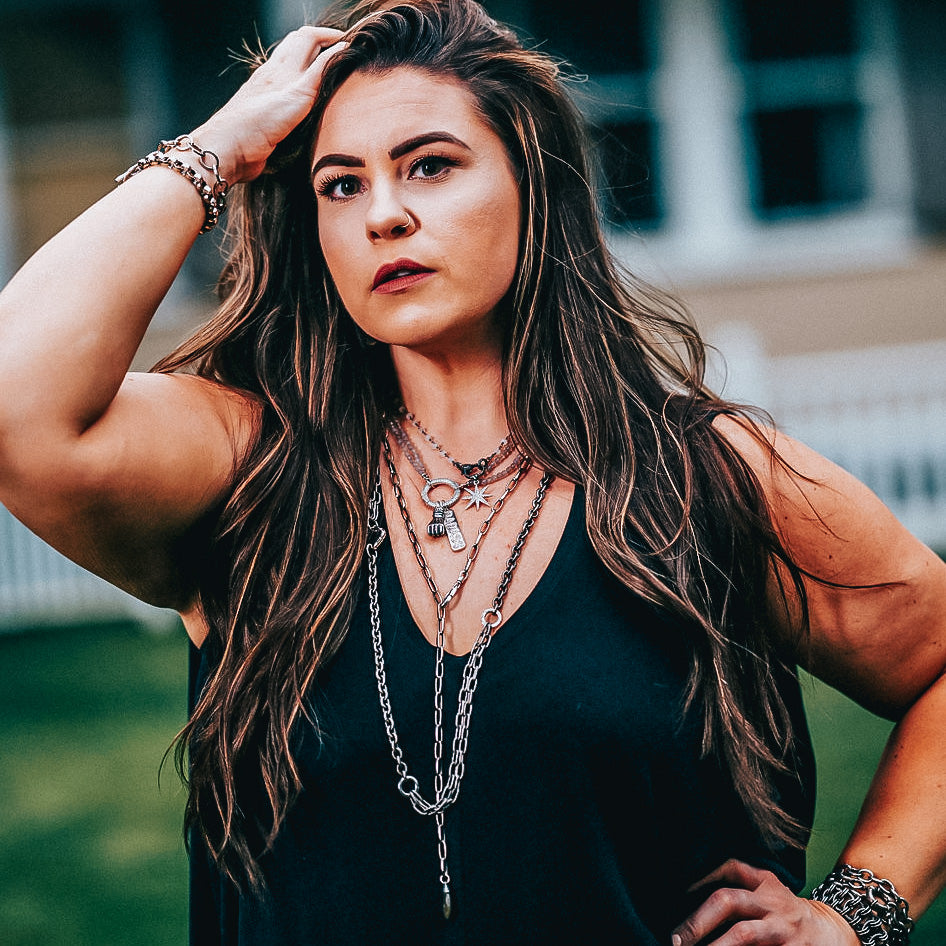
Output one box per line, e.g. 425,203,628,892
0,27,346,611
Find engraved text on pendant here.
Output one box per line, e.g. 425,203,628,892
442,507,466,551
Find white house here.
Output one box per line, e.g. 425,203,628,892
1,0,943,629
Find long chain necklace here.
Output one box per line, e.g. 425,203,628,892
368,438,553,919
386,415,522,553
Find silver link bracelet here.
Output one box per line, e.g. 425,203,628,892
810,863,914,945
115,135,229,233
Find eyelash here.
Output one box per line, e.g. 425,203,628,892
315,152,458,202
315,172,361,201
409,152,456,180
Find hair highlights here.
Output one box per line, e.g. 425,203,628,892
158,0,810,889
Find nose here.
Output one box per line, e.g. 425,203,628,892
365,186,416,241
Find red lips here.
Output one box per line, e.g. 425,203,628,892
372,258,434,291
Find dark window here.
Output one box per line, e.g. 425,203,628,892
593,119,661,227
0,9,126,124
481,1,660,229
921,457,941,502
749,104,865,215
891,460,910,504
731,0,856,61
530,0,650,73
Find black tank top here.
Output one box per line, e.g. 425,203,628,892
189,491,815,944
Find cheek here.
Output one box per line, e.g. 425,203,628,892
318,212,357,300
466,185,521,297
317,214,340,271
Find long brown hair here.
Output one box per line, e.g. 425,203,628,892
159,0,810,889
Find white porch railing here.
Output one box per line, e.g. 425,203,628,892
2,335,945,631
710,330,946,553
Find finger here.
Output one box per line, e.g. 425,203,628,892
696,919,782,946
303,39,349,79
269,26,346,67
672,887,767,946
688,858,770,894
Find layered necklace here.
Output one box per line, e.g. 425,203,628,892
386,407,523,552
367,421,553,919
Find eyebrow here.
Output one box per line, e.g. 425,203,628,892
311,131,471,177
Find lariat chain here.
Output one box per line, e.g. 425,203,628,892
366,443,553,919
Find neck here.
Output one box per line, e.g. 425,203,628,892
390,343,508,459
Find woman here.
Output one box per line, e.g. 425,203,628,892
0,1,943,942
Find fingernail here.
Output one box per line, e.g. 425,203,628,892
672,935,682,946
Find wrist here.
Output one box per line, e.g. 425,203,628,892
115,136,229,233
808,899,862,945
810,863,915,945
184,123,242,183
160,135,229,201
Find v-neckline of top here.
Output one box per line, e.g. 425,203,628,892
377,485,583,660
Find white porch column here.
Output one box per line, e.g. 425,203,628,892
858,0,913,212
705,321,771,409
121,5,193,329
653,0,752,264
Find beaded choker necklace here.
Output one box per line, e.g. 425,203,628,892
386,413,522,552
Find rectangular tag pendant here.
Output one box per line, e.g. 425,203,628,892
442,508,466,551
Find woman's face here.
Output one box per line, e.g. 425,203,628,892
313,67,522,353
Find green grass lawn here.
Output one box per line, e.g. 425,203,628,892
0,623,188,946
0,622,944,944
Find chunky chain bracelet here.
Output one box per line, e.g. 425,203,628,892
810,864,914,945
115,135,229,233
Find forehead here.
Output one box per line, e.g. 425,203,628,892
314,67,491,156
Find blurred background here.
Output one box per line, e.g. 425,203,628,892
0,0,944,943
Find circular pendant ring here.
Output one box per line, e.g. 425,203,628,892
422,478,461,509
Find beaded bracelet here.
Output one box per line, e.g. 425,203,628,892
810,864,914,945
115,135,229,233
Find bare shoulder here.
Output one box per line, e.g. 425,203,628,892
712,413,946,716
119,370,259,439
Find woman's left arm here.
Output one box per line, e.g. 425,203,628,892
673,416,946,946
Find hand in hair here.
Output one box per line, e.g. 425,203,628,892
189,26,348,184
671,860,858,945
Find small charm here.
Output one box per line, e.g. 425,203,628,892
427,504,447,537
442,507,466,551
463,483,491,510
442,884,452,920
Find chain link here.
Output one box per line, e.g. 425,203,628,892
810,864,914,945
366,450,553,917
398,406,515,480
387,416,523,490
381,433,531,607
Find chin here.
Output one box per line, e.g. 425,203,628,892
358,311,497,353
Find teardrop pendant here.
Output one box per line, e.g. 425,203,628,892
442,884,452,919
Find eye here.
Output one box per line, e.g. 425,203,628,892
316,173,363,201
409,154,455,180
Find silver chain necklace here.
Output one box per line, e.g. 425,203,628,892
368,439,553,919
399,406,516,483
386,417,523,552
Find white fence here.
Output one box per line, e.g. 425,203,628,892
2,335,945,631
0,506,176,632
711,330,946,552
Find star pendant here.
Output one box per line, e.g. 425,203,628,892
463,483,491,510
